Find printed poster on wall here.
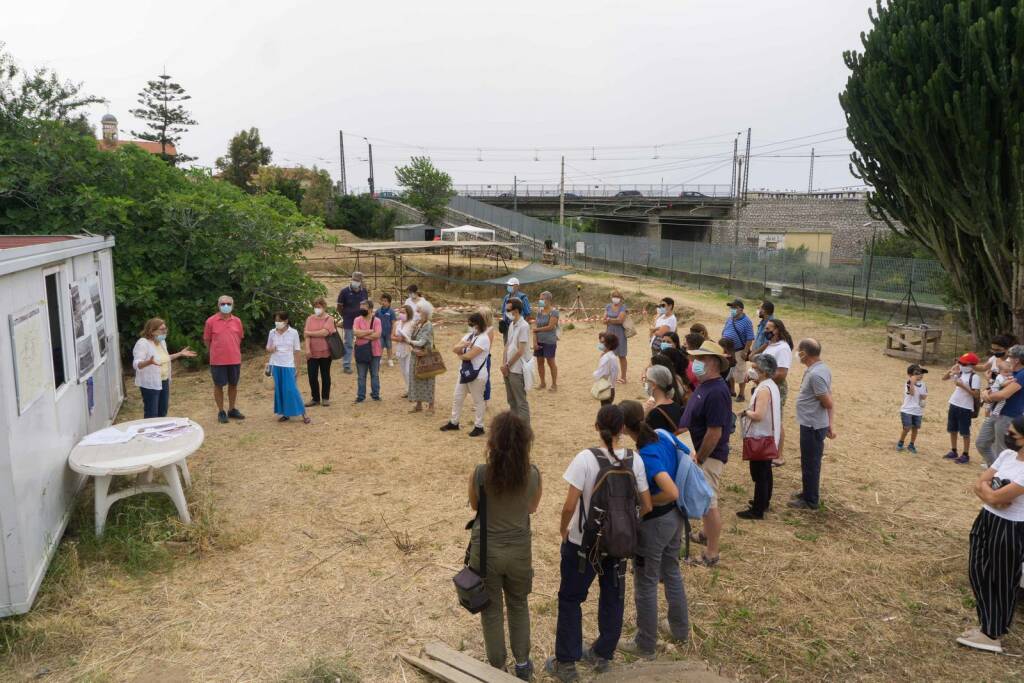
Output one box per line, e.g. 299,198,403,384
70,274,104,381
8,302,49,415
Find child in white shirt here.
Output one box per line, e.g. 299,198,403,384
898,364,928,453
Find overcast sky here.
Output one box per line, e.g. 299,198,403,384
6,0,876,194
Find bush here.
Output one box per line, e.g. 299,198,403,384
0,121,325,359
327,193,398,239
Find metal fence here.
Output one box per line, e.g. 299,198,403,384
451,183,733,198
446,195,952,316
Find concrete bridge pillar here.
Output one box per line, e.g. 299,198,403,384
645,213,662,240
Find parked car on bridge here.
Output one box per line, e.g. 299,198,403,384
563,192,581,199
615,190,643,197
679,191,707,198
378,190,399,199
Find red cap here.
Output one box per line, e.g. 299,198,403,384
959,352,980,365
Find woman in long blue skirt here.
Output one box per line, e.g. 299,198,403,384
267,311,311,424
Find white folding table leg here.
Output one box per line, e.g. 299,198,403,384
93,475,114,536
177,459,192,488
160,464,192,526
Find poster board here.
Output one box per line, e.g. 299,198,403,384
70,274,106,382
9,302,50,415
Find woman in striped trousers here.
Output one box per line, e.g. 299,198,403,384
960,415,1024,653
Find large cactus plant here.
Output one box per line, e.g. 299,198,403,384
841,0,1024,343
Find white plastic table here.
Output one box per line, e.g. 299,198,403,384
68,418,204,536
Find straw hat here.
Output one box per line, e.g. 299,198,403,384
688,340,730,365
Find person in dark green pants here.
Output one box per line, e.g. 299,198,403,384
468,411,543,681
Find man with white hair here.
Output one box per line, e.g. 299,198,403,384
336,271,369,374
203,294,245,424
500,277,530,343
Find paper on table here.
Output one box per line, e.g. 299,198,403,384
79,426,139,446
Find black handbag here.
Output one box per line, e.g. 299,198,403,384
459,334,483,384
453,483,490,614
325,321,344,360
354,341,373,364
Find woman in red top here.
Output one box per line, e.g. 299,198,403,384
303,296,337,407
352,300,383,403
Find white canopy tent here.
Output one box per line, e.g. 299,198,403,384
440,225,496,242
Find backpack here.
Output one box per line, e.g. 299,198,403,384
579,448,641,560
655,429,713,520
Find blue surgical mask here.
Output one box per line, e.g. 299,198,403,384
539,300,547,308
660,342,672,351
597,343,606,352
507,285,514,293
219,303,233,314
657,306,666,315
729,308,738,318
155,334,167,342
692,360,707,376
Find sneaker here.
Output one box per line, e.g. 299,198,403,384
513,661,533,681
581,647,610,673
790,491,804,501
659,618,688,644
734,395,746,403
440,422,460,432
956,630,1003,653
736,508,764,520
788,498,816,510
321,400,331,407
388,359,395,368
944,450,959,459
617,639,656,661
217,410,228,424
468,427,485,437
955,453,970,465
896,441,904,451
353,399,365,404
747,499,772,512
371,396,381,401
343,366,353,374
543,657,578,682
304,400,320,408
227,408,246,420
907,443,917,454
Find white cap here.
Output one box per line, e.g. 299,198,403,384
506,277,520,286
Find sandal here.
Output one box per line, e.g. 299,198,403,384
278,416,289,422
686,553,720,568
302,416,312,424
409,406,423,413
689,530,707,546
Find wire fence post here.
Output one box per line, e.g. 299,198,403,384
728,259,734,294
801,270,806,309
698,257,703,291
763,263,768,293
862,236,877,323
622,245,626,275
850,275,857,317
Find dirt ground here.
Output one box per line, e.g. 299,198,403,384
2,254,1019,682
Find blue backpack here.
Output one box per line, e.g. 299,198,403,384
654,429,713,520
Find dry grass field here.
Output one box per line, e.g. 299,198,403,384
0,245,1017,682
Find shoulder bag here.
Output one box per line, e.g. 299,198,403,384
325,317,345,360
623,313,637,339
742,388,779,461
453,478,490,614
591,377,613,401
414,326,446,379
459,334,483,384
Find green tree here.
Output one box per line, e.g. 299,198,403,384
299,166,334,218
254,166,305,206
215,127,272,193
326,194,397,238
0,42,104,132
129,72,197,165
840,0,1024,342
394,156,454,225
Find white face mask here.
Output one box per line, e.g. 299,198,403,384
611,297,621,305
313,307,323,316
350,281,360,290
468,326,476,334
275,321,286,330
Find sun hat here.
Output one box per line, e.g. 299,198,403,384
959,352,980,365
687,340,730,365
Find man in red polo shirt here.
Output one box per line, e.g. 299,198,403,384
204,294,246,424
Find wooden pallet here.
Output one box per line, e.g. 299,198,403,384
884,324,942,362
400,641,521,682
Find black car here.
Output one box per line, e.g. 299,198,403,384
679,191,707,199
615,190,643,197
563,192,581,199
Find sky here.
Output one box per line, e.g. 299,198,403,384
5,0,876,194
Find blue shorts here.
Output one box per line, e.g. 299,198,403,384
534,342,557,359
380,336,392,350
900,412,922,428
210,364,241,387
946,404,973,436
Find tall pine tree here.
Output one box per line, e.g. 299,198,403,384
130,72,197,165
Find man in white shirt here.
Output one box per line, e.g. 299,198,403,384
502,298,531,427
546,411,652,681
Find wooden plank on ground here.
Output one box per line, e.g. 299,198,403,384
422,642,522,682
399,652,481,683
